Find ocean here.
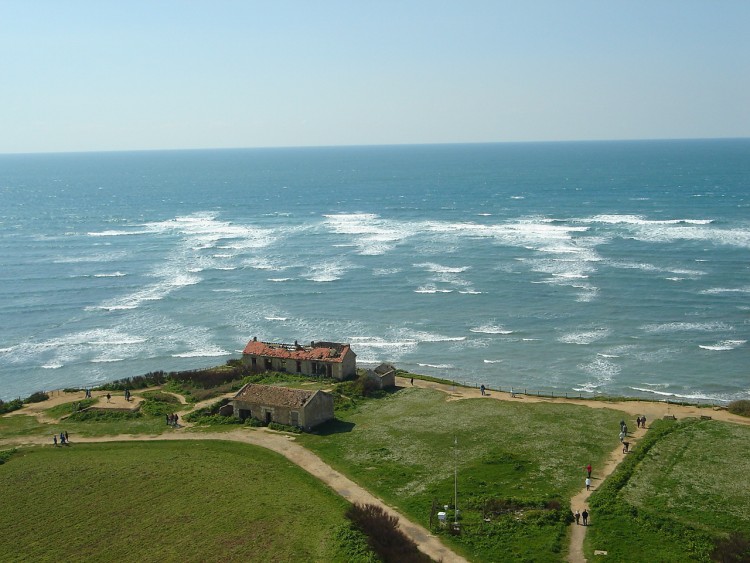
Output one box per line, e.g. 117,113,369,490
1,139,748,403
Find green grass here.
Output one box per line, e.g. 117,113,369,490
586,419,750,562
0,414,48,438
45,398,98,419
0,440,362,562
299,386,626,562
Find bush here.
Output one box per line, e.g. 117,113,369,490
268,422,302,434
0,399,24,415
0,448,17,465
183,398,230,422
712,531,750,562
727,400,750,418
345,503,431,563
24,391,49,404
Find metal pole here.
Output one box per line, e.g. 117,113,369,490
454,436,458,525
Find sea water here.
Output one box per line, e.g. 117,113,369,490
1,140,748,402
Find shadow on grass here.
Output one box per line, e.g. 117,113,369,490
313,419,355,435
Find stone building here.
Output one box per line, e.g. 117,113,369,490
365,363,397,390
231,383,334,431
242,338,356,381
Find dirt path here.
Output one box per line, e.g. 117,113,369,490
1,427,466,563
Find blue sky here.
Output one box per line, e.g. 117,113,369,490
1,1,749,153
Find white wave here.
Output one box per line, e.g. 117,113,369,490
87,229,150,237
323,213,416,255
88,337,147,346
94,272,126,278
483,359,503,364
415,285,453,294
701,286,750,295
642,321,732,333
699,340,746,351
585,214,714,226
91,271,201,311
268,277,292,282
172,346,230,358
597,353,620,358
458,289,483,294
140,212,276,250
264,316,288,321
559,328,610,345
409,332,465,343
414,262,471,274
628,386,722,403
470,324,513,335
91,358,124,363
583,214,750,249
306,260,347,282
348,337,418,349
417,363,453,369
42,363,63,369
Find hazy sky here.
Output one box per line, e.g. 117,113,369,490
1,1,749,153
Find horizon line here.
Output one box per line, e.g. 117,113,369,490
2,135,749,157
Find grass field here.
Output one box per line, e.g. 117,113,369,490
586,418,750,562
0,440,360,562
299,386,626,561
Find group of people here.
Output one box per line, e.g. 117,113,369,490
574,508,590,526
636,415,647,428
166,413,179,427
53,431,69,446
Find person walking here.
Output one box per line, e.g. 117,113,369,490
106,392,111,403
641,415,647,428
585,477,591,491
574,510,580,525
480,384,485,396
582,509,589,526
53,435,57,446
586,463,592,478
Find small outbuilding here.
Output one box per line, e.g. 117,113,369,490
364,363,397,390
231,383,334,431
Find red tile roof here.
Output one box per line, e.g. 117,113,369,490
233,384,319,408
242,339,352,363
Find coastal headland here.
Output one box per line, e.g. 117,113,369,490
2,370,749,562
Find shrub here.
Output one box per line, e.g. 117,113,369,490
24,391,49,404
0,448,17,465
183,398,230,421
712,531,750,562
727,400,750,418
345,503,431,563
0,399,24,415
268,422,302,434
